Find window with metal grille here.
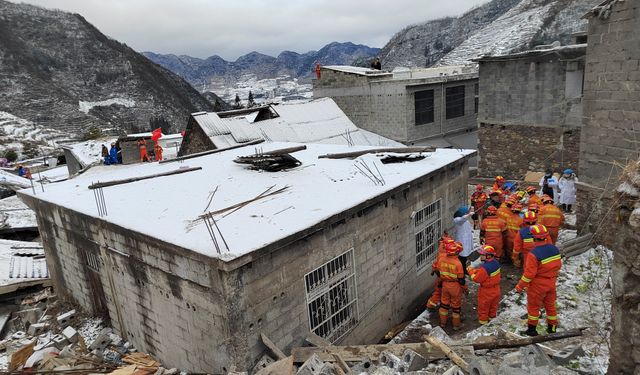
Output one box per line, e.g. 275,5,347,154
415,200,442,272
414,89,434,125
446,85,465,119
85,250,101,271
305,249,358,343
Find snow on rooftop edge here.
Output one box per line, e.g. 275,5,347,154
19,142,475,261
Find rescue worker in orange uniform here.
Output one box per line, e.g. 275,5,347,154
470,184,488,229
497,196,516,223
426,233,455,310
467,245,501,325
528,202,540,214
438,242,466,330
526,186,542,206
512,211,550,268
154,143,163,161
504,203,524,262
492,175,505,192
515,225,562,336
538,195,565,244
138,139,150,162
480,206,507,259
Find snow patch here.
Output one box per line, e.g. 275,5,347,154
78,98,135,114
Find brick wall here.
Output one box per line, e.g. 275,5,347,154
577,0,640,234
478,123,581,178
178,117,214,156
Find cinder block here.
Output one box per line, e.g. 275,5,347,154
89,328,112,351
52,334,68,350
62,326,78,343
403,349,429,371
27,323,50,336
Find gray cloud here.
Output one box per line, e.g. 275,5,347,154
15,0,489,59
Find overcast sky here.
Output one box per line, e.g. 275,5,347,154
17,0,489,60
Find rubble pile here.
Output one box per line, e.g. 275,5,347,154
0,288,179,375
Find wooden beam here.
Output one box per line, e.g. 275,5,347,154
88,167,202,189
160,139,265,164
305,332,332,347
499,329,558,356
253,145,307,156
291,342,446,363
318,146,435,160
261,333,286,360
332,354,352,375
471,328,587,351
423,336,470,373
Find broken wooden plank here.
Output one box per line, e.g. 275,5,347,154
424,335,470,373
499,329,558,356
261,333,286,360
159,139,264,164
252,145,307,156
306,332,332,347
332,354,352,375
318,146,435,159
254,356,294,375
88,167,202,189
9,340,35,371
471,327,587,351
291,341,446,363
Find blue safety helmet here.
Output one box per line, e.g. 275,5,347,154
454,206,469,218
563,168,574,175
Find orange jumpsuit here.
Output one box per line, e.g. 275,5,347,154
480,216,507,258
497,204,512,223
438,255,464,329
513,226,551,268
138,139,150,162
528,194,542,207
517,244,562,327
538,204,565,244
468,259,501,324
471,192,488,215
426,238,450,309
154,144,163,161
505,213,524,260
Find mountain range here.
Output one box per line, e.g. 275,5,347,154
143,42,380,88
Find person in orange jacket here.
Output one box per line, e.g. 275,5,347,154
527,202,540,214
492,175,505,192
438,242,467,330
538,195,565,244
467,245,501,325
480,206,507,259
470,184,488,229
138,139,150,162
526,186,542,206
426,233,455,310
512,211,550,268
515,224,562,336
497,196,516,223
154,143,163,161
504,203,524,262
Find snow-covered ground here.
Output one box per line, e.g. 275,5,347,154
0,195,37,230
0,111,70,160
78,98,135,114
206,74,313,106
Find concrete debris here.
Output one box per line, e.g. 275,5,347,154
56,309,76,327
551,345,585,365
89,327,113,351
297,353,331,375
403,349,429,371
62,325,78,343
378,350,408,372
251,354,276,374
27,322,50,336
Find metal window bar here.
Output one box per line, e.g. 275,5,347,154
304,249,358,343
92,184,108,217
414,199,441,228
86,251,101,271
416,219,442,271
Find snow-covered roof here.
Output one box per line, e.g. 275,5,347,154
475,44,587,61
0,195,37,230
62,138,118,169
0,239,49,294
19,142,475,261
391,65,477,81
322,65,391,76
191,98,405,148
0,170,31,191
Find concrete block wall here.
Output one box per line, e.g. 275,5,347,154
578,0,640,234
478,123,581,178
224,158,471,371
178,117,214,156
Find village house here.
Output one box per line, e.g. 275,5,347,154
475,42,586,178
312,65,479,152
178,97,403,156
18,142,475,373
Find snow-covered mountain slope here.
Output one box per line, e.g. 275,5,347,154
0,111,69,159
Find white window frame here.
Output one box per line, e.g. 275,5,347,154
304,249,358,343
414,199,442,273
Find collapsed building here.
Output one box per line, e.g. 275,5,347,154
475,42,586,178
18,142,475,372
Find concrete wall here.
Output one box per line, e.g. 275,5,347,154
178,117,215,156
20,154,473,373
577,0,640,235
314,69,478,144
477,55,584,178
222,157,470,370
64,149,82,175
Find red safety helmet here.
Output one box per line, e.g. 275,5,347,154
476,184,484,191
445,242,459,256
526,186,537,194
455,241,464,253
486,206,498,215
511,203,523,213
478,245,496,256
523,211,537,224
495,175,505,183
530,224,549,240
541,195,553,204
528,203,540,212
505,196,517,206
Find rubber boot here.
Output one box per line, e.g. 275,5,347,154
521,324,539,337
547,324,557,334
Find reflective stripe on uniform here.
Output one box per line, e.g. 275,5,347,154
490,269,500,277
507,225,520,230
439,310,448,316
528,315,539,321
541,255,561,264
524,238,534,243
440,271,459,278
484,228,502,232
542,214,562,219
547,315,557,321
479,320,489,325
521,275,531,283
